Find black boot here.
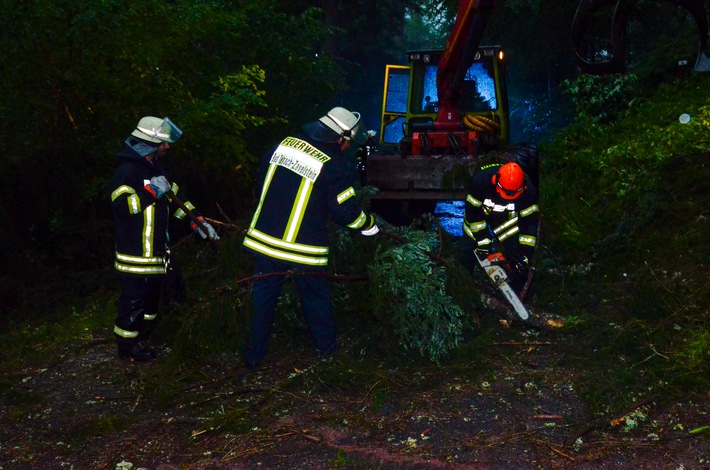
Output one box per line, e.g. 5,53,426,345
117,337,156,362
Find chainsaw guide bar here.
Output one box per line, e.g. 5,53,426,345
477,254,530,321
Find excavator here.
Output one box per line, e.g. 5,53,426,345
361,0,538,321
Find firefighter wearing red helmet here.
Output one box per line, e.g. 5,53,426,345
463,161,540,293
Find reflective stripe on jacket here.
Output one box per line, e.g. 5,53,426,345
243,135,372,266
463,165,540,257
109,143,200,275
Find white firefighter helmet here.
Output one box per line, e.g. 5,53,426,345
319,107,364,142
131,116,183,144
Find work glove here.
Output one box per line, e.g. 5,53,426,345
510,254,529,276
192,217,220,240
360,215,380,237
361,224,380,237
145,175,171,199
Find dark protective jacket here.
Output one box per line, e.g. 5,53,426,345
463,164,540,259
109,142,200,275
243,133,375,266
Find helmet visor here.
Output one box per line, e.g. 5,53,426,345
496,181,524,199
342,112,366,145
349,121,367,145
154,117,183,143
136,117,183,143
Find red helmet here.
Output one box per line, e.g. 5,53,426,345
494,162,525,200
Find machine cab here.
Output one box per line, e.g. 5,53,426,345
379,46,510,153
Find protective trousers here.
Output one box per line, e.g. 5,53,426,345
114,275,162,344
243,255,337,366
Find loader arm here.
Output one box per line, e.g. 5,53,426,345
436,0,497,130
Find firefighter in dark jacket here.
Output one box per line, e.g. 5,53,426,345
242,107,379,369
463,161,540,294
109,116,219,361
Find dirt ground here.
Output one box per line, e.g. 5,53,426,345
2,319,709,470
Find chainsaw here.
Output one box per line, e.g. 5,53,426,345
475,252,530,321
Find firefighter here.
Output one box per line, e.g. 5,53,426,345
463,161,540,293
242,107,379,369
109,116,219,361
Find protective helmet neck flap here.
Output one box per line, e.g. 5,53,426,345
125,137,161,158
